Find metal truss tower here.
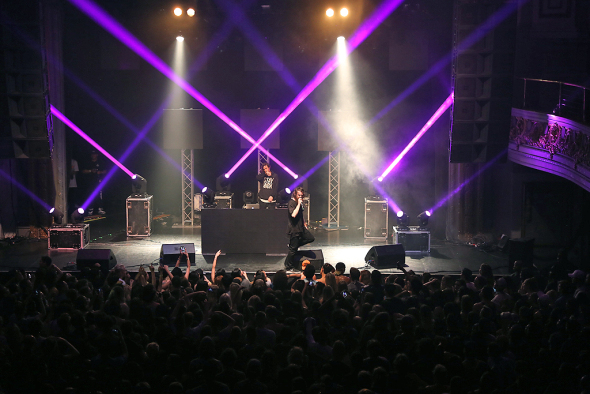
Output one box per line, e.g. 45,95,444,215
328,150,340,228
181,149,194,226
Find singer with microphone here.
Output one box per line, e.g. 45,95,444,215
284,187,314,270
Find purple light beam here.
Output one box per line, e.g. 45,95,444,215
378,93,453,182
225,0,406,178
288,154,331,191
428,148,507,214
51,105,135,178
0,169,52,211
67,0,298,179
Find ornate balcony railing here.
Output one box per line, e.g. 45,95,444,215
509,109,590,191
509,78,590,192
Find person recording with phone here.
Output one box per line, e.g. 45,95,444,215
256,162,279,209
160,246,192,290
284,187,315,270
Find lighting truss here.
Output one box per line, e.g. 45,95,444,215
181,149,194,226
328,151,341,228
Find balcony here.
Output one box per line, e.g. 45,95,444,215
509,79,590,192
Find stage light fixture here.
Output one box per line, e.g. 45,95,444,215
326,8,334,17
49,207,64,225
396,210,409,228
243,190,256,205
71,208,85,224
278,188,292,206
201,187,216,206
337,36,345,42
174,7,182,16
340,7,349,16
176,35,184,42
187,8,195,17
131,174,147,196
418,210,431,228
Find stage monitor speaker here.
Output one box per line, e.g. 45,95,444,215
76,249,117,273
365,244,405,268
508,237,534,271
294,249,324,271
160,243,196,266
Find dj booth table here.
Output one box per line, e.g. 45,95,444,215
201,208,288,255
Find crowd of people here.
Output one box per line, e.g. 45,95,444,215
0,254,588,394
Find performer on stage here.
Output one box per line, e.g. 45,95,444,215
256,162,278,209
285,187,314,270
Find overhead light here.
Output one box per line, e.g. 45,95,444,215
418,211,431,228
176,35,184,42
340,8,349,17
49,207,64,225
173,7,182,16
326,8,334,17
71,207,85,224
337,36,345,42
187,8,195,17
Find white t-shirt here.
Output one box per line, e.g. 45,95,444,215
69,159,79,188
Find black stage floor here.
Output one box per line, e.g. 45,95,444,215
0,211,515,276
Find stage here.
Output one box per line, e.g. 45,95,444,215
0,211,515,276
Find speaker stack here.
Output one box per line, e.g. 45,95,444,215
449,0,517,163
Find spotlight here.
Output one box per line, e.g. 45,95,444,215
326,8,334,17
243,190,256,205
201,187,216,207
71,207,85,224
216,174,231,194
396,210,409,229
418,211,431,228
337,36,345,42
49,207,64,225
174,7,182,16
187,8,195,17
278,188,292,206
340,7,348,16
176,35,184,42
131,174,147,196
